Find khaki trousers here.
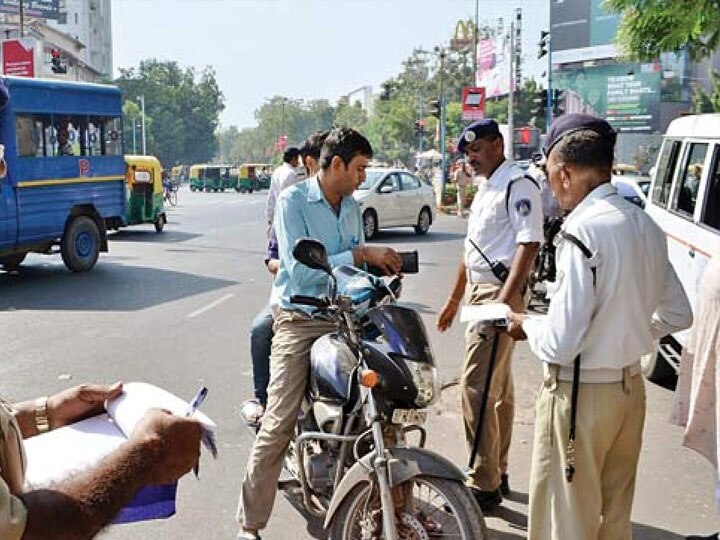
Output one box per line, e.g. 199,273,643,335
236,309,336,530
528,368,646,540
461,282,525,491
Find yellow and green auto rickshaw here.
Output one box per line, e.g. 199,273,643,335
124,155,166,233
188,164,232,192
170,165,186,186
235,163,273,192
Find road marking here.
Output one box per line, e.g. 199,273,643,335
186,293,235,319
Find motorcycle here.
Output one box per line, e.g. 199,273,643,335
241,238,488,540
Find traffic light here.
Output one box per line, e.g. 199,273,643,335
531,89,548,117
538,30,550,59
50,49,66,74
553,89,567,116
429,99,441,119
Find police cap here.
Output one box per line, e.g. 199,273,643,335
457,119,501,154
542,114,616,159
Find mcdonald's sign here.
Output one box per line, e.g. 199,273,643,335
451,20,475,51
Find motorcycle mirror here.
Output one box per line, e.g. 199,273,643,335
293,238,332,274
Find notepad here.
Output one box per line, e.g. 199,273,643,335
23,382,217,524
460,303,511,327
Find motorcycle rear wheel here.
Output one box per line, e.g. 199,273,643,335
328,475,488,540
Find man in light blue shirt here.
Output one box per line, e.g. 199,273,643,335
236,128,402,539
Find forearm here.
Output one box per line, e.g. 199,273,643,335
21,438,159,540
447,261,467,302
499,242,539,303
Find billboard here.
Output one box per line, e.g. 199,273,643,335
550,0,620,60
2,38,35,77
0,0,59,20
553,63,662,133
476,33,512,98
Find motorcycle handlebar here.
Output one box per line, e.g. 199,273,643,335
290,295,328,309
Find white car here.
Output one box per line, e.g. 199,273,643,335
353,168,436,239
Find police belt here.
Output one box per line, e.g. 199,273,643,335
544,361,641,384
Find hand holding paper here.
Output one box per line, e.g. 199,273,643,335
460,303,512,329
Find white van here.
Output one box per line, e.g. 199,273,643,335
642,113,720,380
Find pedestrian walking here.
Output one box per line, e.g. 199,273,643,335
264,147,301,230
436,118,543,511
506,114,693,539
672,246,720,540
454,159,472,218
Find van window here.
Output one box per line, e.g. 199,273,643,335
672,143,708,217
702,146,720,231
651,139,681,207
15,114,52,157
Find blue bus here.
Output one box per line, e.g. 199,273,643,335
0,76,126,272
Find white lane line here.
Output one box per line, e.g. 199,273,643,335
186,293,235,319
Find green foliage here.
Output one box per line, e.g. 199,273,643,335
691,70,720,112
115,60,225,167
606,0,720,61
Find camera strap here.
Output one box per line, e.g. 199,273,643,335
558,230,596,483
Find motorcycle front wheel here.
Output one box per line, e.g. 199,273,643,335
328,475,488,540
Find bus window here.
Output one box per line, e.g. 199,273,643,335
672,143,708,218
702,146,720,231
651,139,681,207
87,118,102,156
102,117,122,156
15,114,51,157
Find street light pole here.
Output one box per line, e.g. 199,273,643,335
139,95,146,155
437,48,447,190
132,117,137,154
473,0,479,84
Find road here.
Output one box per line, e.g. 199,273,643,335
0,186,717,539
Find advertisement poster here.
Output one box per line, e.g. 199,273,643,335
550,0,620,60
461,87,486,120
553,63,661,132
2,39,35,77
476,34,512,98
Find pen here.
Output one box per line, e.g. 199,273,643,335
186,386,208,418
186,386,208,478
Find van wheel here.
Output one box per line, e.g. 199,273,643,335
0,253,27,271
363,210,378,240
61,216,101,272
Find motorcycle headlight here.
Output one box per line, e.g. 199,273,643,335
405,359,438,407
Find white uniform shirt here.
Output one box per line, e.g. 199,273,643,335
523,183,693,370
265,162,299,224
465,160,543,284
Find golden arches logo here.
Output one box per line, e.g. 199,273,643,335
452,20,475,50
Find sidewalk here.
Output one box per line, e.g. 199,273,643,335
425,366,719,539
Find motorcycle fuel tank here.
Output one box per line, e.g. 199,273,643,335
309,333,357,404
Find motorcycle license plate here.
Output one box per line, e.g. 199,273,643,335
391,409,427,425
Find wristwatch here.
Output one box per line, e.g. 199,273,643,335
34,396,50,434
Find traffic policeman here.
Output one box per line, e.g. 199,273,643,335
437,118,543,511
506,114,693,539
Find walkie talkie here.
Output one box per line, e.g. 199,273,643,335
468,238,509,283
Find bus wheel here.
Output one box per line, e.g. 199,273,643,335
61,216,100,272
0,253,27,271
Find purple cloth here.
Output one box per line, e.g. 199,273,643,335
113,483,177,524
265,227,279,265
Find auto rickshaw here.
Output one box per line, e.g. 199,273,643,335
124,155,166,233
188,164,231,192
236,163,273,192
170,165,186,186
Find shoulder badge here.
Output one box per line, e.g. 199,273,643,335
515,198,532,216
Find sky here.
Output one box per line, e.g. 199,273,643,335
111,0,549,130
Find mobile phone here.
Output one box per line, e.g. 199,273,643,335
399,250,419,274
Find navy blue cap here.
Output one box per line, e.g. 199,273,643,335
543,114,615,158
457,119,501,153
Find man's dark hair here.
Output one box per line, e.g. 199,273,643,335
283,147,300,163
300,131,330,161
552,129,616,172
319,127,373,171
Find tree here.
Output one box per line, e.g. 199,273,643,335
692,69,720,112
606,0,720,61
115,60,225,167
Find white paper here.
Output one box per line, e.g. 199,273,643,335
23,382,217,489
460,303,511,325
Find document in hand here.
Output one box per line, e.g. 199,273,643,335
22,382,217,524
460,303,511,327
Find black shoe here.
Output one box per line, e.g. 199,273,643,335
469,487,502,512
500,473,510,496
686,534,719,540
